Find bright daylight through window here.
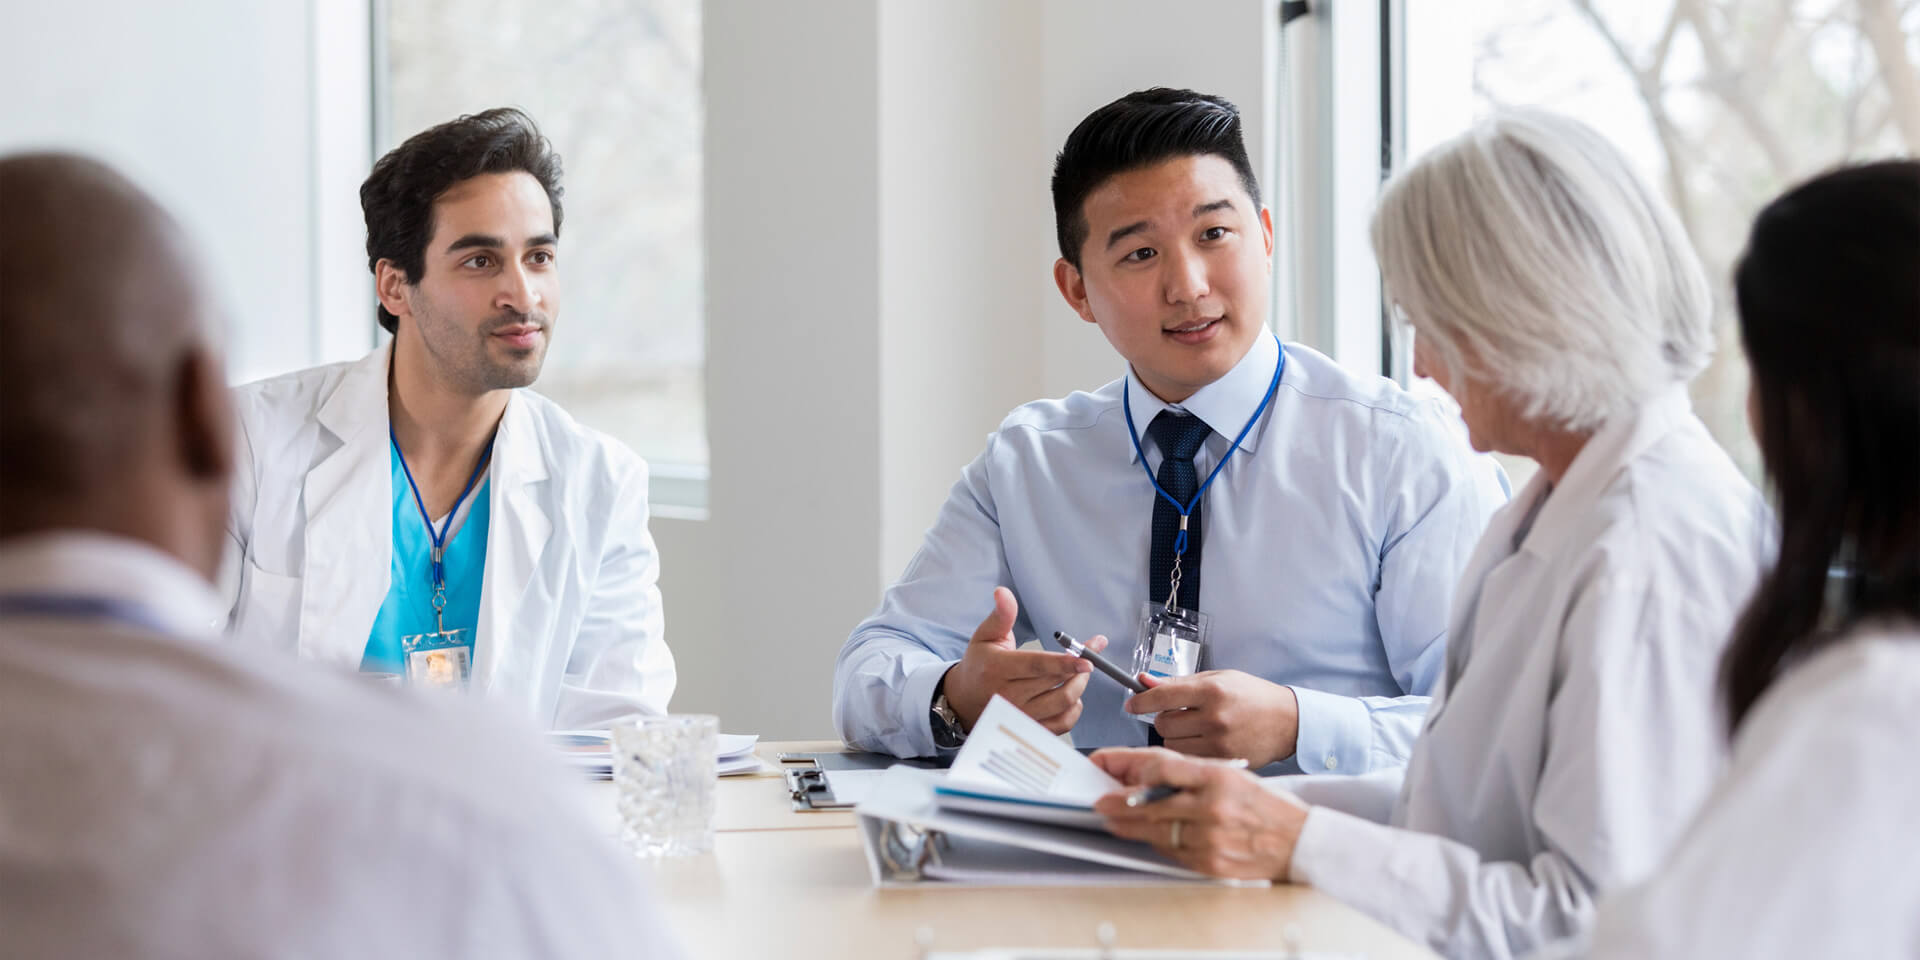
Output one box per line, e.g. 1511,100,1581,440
1403,0,1919,484
384,0,708,513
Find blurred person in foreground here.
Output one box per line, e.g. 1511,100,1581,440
1091,110,1772,959
0,152,680,960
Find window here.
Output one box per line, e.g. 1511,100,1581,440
380,0,708,515
1399,0,1920,485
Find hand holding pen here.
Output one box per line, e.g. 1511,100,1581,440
1121,765,1246,808
1088,746,1306,881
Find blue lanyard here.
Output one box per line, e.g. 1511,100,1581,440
1121,334,1285,560
0,593,177,635
390,426,495,593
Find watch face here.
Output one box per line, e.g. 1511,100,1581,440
931,698,964,748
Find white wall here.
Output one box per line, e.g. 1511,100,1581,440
655,1,888,738
0,0,373,382
877,0,1049,583
1036,0,1283,399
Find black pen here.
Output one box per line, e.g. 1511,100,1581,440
1052,631,1148,694
1125,784,1182,807
1124,758,1249,807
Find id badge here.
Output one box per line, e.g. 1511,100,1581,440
1128,601,1210,724
401,630,474,691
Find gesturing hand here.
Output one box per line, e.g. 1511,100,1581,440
941,587,1103,735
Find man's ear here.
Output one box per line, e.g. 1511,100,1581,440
175,345,232,486
1052,258,1099,325
375,258,413,324
1259,205,1275,270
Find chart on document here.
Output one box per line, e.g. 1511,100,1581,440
944,696,1122,803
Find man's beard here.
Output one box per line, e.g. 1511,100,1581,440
415,301,550,394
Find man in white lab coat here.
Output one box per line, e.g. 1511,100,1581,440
223,108,673,729
0,152,680,959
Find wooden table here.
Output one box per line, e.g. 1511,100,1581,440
584,740,1438,959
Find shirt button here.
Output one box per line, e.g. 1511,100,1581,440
1324,756,1338,771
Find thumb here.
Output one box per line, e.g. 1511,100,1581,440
969,587,1019,649
1136,671,1163,689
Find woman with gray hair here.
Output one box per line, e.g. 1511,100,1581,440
1091,108,1772,959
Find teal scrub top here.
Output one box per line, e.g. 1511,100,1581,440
362,443,492,674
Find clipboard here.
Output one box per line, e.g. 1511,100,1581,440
779,749,948,811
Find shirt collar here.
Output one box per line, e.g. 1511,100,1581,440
0,531,225,637
1125,331,1282,463
1518,386,1696,556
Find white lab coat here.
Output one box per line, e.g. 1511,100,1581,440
1278,389,1773,959
0,531,682,960
223,343,675,729
1552,623,1920,960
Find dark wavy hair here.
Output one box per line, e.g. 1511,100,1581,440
1051,87,1262,270
1719,159,1920,733
360,107,564,333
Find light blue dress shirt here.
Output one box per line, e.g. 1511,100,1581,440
833,334,1509,772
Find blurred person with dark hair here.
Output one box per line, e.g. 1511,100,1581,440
0,151,680,960
222,108,673,728
1538,159,1920,960
834,88,1507,768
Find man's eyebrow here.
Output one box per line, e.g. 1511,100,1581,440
527,232,557,248
444,233,503,253
1193,199,1234,217
1105,220,1151,250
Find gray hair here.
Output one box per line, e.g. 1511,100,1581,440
1371,108,1713,432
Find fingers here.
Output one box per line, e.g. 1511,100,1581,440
1136,671,1162,688
1022,670,1091,720
1129,749,1218,791
1149,705,1224,743
1034,698,1083,735
1096,787,1213,825
1086,634,1110,653
1124,675,1208,715
993,649,1092,685
1090,746,1170,784
1100,811,1170,847
968,587,1020,649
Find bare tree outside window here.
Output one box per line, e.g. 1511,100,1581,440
384,0,707,507
1408,0,1919,484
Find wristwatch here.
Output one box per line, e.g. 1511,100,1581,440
929,671,968,749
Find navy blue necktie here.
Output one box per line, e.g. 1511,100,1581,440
1144,411,1211,748
1147,411,1213,613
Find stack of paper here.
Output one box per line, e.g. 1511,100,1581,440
550,730,763,780
714,734,764,775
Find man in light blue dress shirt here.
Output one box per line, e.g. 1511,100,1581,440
833,88,1506,773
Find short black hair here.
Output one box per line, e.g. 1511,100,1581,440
360,107,564,333
1051,87,1262,270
